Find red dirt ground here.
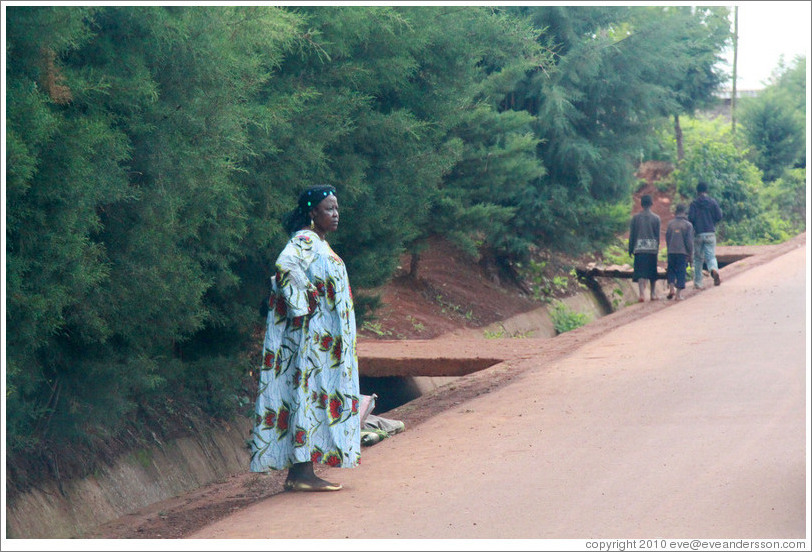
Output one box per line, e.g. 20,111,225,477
356,236,543,340
89,162,683,539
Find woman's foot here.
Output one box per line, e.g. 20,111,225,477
285,461,343,492
284,476,342,492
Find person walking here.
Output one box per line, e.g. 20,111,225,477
628,194,661,302
249,185,360,492
665,204,694,301
688,181,723,288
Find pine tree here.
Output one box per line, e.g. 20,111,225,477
5,6,303,455
501,6,731,255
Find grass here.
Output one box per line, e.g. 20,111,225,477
361,321,392,337
406,315,425,333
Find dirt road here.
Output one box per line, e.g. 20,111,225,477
189,241,808,540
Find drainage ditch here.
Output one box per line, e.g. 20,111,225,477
359,357,503,413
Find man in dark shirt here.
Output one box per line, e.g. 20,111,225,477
688,181,723,289
629,194,661,302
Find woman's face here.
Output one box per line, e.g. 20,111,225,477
310,194,339,235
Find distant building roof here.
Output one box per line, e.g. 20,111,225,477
714,88,762,99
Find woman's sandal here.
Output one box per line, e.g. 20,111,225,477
284,479,343,492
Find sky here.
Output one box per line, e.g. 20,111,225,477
722,1,811,90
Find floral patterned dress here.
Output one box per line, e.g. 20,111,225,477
249,229,360,472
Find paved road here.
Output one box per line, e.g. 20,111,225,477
190,244,808,541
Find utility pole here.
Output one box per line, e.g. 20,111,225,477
731,5,738,137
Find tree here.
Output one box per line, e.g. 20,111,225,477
5,6,303,455
502,6,678,254
496,6,732,257
406,7,550,272
650,6,731,160
6,6,135,450
739,56,806,182
236,6,465,290
240,6,549,285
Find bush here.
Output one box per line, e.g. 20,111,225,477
670,117,765,242
722,166,805,245
761,167,806,233
549,300,591,334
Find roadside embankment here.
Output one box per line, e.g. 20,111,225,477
6,419,251,539
6,236,802,539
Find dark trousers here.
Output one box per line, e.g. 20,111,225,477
666,253,688,289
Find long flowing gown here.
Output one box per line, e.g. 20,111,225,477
249,229,360,471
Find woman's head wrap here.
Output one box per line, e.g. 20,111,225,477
282,185,337,235
297,185,336,215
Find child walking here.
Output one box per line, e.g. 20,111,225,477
665,204,694,301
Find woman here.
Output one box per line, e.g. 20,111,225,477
249,185,360,491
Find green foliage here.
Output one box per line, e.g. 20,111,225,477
549,300,591,334
435,106,545,261
353,293,383,330
394,7,552,267
723,167,806,244
665,112,805,245
360,321,392,338
3,5,739,474
499,5,730,258
670,116,764,238
609,286,626,310
483,328,507,339
166,356,252,419
641,6,731,117
5,6,303,457
762,168,806,233
520,258,570,302
406,316,426,333
243,6,544,287
639,118,680,163
600,239,632,266
739,57,806,182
